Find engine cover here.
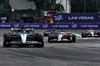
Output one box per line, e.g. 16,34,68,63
20,34,27,43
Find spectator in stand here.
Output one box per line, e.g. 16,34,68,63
40,19,44,23
50,17,54,24
40,16,54,23
10,20,13,23
42,17,44,23
44,19,46,23
43,16,45,20
46,17,50,23
40,17,44,23
20,19,24,23
14,21,16,23
1,19,5,23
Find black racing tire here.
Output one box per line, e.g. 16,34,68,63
4,33,11,41
3,33,11,47
82,33,85,38
3,41,11,47
94,33,100,38
66,34,70,40
36,34,44,47
37,34,43,41
72,35,76,42
66,35,72,43
48,38,52,43
34,42,44,48
44,34,48,37
48,35,53,43
37,42,44,48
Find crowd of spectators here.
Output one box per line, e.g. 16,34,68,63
0,16,54,23
39,16,54,24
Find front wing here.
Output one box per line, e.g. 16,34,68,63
48,38,72,42
5,41,43,45
84,34,100,37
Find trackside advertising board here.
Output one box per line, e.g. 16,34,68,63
51,13,100,22
0,23,100,29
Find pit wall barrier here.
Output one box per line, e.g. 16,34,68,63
0,23,100,29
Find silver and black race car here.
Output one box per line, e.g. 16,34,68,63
3,28,44,47
48,31,76,43
43,29,53,36
82,30,100,38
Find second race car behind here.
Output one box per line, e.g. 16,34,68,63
48,31,76,43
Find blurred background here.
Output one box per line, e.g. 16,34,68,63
0,0,100,23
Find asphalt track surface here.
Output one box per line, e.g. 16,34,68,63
0,29,100,66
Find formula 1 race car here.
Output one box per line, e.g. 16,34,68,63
48,31,76,43
82,29,100,38
43,29,53,36
3,28,44,47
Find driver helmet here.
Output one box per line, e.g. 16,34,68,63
61,30,63,32
21,25,25,29
90,28,92,30
53,29,56,32
21,29,26,33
